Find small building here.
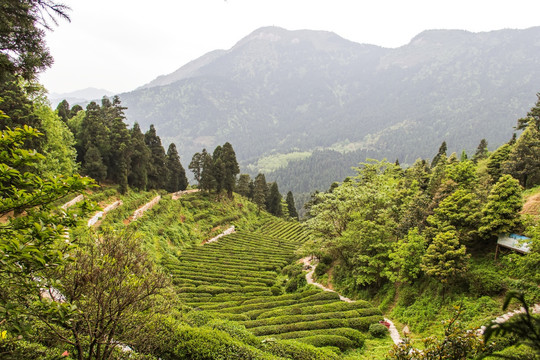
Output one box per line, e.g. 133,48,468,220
495,233,531,260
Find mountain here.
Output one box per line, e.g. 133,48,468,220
48,87,115,107
118,26,540,192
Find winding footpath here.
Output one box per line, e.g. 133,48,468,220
301,257,402,344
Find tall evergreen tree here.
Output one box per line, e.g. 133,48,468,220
221,142,240,199
128,123,150,190
165,143,188,192
421,230,469,289
253,173,268,211
431,141,447,168
70,104,83,118
79,101,109,164
82,144,107,184
189,152,203,185
501,120,540,188
266,182,283,216
516,93,540,130
144,124,168,190
212,145,224,194
472,138,489,163
486,144,512,183
199,149,215,192
236,174,252,198
106,96,131,193
55,99,70,122
286,191,299,220
479,174,523,239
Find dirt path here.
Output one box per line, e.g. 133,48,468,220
61,194,84,210
171,189,199,200
301,256,402,344
125,195,161,223
87,200,123,227
479,303,540,334
203,226,236,245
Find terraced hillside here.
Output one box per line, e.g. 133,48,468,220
165,221,383,353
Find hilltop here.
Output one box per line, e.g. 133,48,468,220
119,26,540,192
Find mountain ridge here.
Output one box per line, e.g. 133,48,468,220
118,25,540,193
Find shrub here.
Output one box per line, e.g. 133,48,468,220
205,319,260,347
271,286,283,296
270,327,365,348
0,340,67,360
314,262,330,277
467,267,506,297
261,339,340,360
369,323,388,338
297,335,354,351
173,326,277,360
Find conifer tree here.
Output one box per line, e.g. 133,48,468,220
236,174,252,198
431,141,447,168
479,174,523,239
79,101,109,164
286,191,299,220
486,144,512,183
128,123,150,190
501,120,540,188
107,96,131,193
199,149,215,192
221,142,240,199
55,99,70,122
253,173,268,211
212,145,224,194
82,144,107,184
144,124,168,190
165,143,188,192
472,138,488,163
421,230,469,289
189,152,203,185
516,93,540,130
266,182,282,216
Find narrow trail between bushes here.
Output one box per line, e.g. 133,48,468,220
300,257,402,344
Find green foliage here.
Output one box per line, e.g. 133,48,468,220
387,228,426,284
266,182,283,216
47,230,169,360
483,291,540,357
388,310,488,359
501,119,540,188
0,125,93,336
479,174,523,238
0,0,70,81
421,230,470,285
286,191,299,220
34,101,78,176
165,143,188,192
368,323,388,338
260,338,341,360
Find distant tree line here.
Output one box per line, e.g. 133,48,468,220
189,148,298,219
56,97,188,194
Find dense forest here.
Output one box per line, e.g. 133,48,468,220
1,1,539,360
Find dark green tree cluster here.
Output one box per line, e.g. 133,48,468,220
189,142,239,199
304,99,540,295
66,97,187,193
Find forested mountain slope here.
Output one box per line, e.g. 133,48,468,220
120,26,540,176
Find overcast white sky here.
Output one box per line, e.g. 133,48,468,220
39,0,540,94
